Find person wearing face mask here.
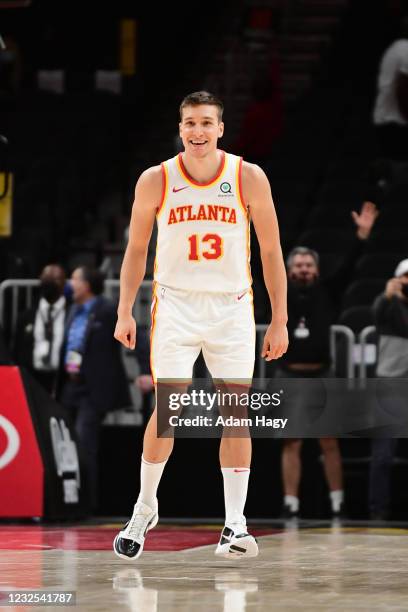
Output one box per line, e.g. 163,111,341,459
13,264,69,396
58,266,131,513
275,202,379,519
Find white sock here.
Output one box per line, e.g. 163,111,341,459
136,455,167,510
284,495,299,512
221,467,250,528
330,489,344,512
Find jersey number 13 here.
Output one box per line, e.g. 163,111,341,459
188,233,223,261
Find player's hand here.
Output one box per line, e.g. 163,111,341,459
261,322,288,361
114,314,137,349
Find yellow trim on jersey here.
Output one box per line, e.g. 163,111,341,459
235,156,252,288
156,162,169,219
150,281,159,385
249,286,256,379
175,152,228,188
235,157,248,216
245,215,253,287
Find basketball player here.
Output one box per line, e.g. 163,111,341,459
113,91,288,560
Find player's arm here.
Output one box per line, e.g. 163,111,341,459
115,165,162,349
242,162,288,360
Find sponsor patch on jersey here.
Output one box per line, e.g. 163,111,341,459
218,181,234,197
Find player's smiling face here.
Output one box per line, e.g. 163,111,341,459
179,104,224,157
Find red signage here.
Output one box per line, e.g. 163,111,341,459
0,367,43,517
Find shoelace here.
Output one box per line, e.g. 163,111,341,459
126,505,152,540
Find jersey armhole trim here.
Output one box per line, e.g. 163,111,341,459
156,162,168,218
236,156,248,216
237,156,252,286
149,281,158,385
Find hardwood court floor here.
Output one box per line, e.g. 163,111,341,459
1,522,408,611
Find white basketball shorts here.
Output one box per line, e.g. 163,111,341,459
150,282,256,382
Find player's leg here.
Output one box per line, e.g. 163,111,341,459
136,378,190,508
113,410,165,561
319,437,344,517
217,417,257,558
114,384,195,562
203,289,257,558
218,382,252,529
219,432,251,467
114,285,200,561
137,398,175,510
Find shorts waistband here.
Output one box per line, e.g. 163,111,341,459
154,282,251,297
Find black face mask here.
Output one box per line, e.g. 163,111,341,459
40,280,61,303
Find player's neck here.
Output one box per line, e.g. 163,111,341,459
181,149,224,184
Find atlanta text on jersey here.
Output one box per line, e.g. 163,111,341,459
167,204,238,225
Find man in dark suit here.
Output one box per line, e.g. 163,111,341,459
13,264,68,396
58,266,130,511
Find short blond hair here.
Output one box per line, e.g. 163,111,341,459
179,91,224,121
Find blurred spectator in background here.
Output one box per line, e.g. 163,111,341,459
235,60,283,162
373,16,408,160
13,264,68,396
275,202,379,518
58,266,130,512
0,35,22,96
123,224,155,423
369,258,408,520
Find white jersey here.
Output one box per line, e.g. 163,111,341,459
154,150,252,293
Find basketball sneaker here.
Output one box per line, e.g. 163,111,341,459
113,500,158,561
215,523,259,559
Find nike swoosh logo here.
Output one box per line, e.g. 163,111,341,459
234,469,249,473
237,292,247,301
172,186,189,193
